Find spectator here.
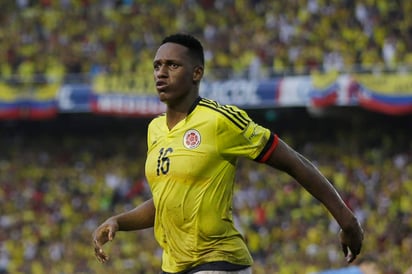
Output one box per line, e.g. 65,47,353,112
1,1,411,82
1,110,411,272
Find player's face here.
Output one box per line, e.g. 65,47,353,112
153,43,201,106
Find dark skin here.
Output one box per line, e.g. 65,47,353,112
153,42,204,129
93,42,363,264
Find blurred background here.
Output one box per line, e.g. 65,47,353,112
1,1,412,273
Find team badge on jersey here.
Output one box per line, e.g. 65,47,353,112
183,129,201,149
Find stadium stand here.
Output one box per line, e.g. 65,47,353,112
1,0,412,82
1,1,412,273
1,109,411,273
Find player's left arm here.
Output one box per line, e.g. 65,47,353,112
264,137,364,263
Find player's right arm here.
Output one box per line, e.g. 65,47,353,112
92,198,155,263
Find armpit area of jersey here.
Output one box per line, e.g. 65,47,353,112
162,261,251,274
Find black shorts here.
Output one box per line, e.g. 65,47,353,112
161,261,250,274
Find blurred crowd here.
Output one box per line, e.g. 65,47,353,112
1,1,412,273
1,0,412,85
0,112,412,273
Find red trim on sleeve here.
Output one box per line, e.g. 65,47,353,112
258,134,279,163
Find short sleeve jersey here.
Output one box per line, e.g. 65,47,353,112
145,97,278,273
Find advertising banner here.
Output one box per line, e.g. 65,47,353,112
3,72,412,120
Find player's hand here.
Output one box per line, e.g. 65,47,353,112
339,220,364,263
92,218,119,263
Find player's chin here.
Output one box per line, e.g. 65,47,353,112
157,91,169,102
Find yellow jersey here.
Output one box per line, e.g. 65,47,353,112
145,97,278,273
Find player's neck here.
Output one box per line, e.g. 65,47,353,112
165,95,199,130
166,109,187,130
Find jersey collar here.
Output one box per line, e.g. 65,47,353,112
187,96,202,115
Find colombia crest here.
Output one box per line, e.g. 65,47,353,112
183,129,201,149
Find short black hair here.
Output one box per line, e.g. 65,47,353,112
161,33,205,66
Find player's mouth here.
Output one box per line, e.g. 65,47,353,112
156,80,168,91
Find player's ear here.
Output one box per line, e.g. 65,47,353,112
193,65,204,83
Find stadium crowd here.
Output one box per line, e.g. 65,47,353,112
1,0,412,273
1,0,412,84
1,111,412,273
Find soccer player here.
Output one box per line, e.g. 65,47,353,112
92,33,364,274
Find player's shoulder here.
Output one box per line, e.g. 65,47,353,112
148,112,166,128
197,97,251,130
198,97,244,114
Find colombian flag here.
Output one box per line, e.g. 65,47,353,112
0,82,58,120
309,71,339,107
0,83,20,119
355,74,412,115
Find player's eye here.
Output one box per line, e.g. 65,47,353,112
168,63,180,70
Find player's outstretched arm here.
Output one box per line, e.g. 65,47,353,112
265,138,364,263
92,198,155,263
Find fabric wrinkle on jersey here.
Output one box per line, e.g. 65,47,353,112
145,97,278,273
